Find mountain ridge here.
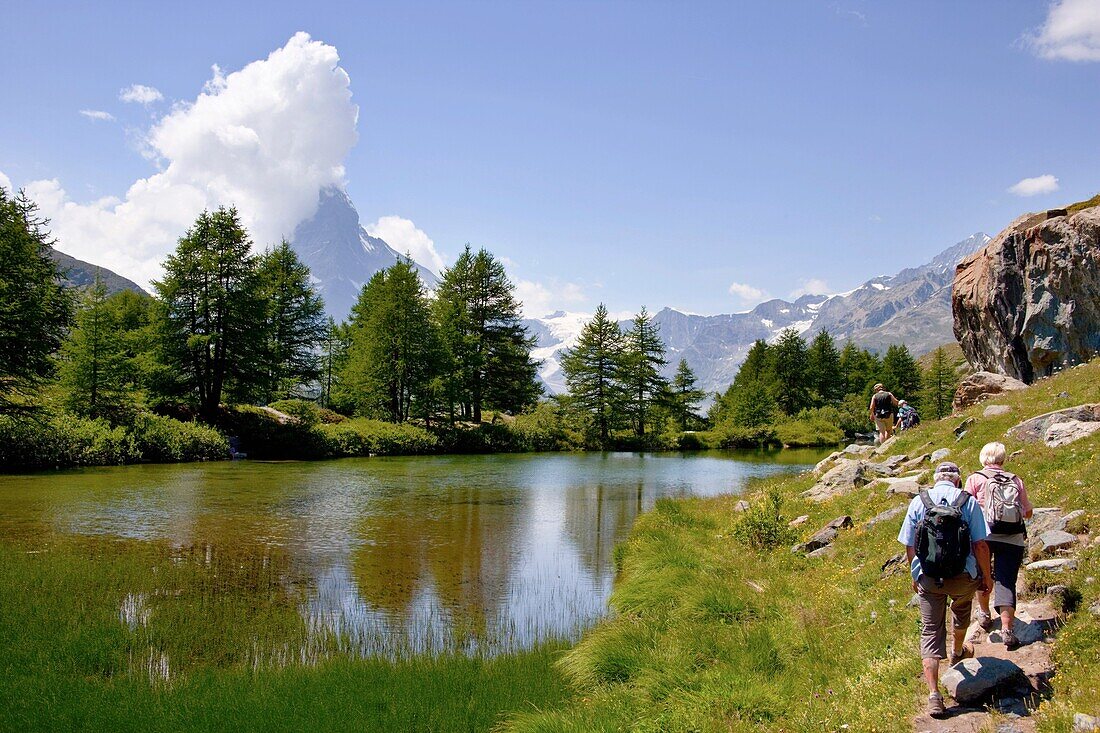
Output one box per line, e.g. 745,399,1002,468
524,232,991,395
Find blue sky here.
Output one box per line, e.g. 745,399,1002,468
2,1,1098,317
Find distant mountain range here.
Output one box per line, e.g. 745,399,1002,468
290,187,439,319
50,248,149,296
522,233,991,395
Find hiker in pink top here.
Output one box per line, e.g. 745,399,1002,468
964,441,1034,650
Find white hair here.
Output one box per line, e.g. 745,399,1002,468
979,442,1008,467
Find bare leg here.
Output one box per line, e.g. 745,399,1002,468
922,658,939,694
977,591,991,616
1000,606,1015,632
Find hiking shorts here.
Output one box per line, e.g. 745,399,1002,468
988,540,1026,612
916,573,980,659
874,417,894,433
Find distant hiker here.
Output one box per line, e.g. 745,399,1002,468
895,400,920,432
965,442,1034,650
897,461,992,719
868,384,899,444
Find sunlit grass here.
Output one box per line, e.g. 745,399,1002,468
507,359,1100,732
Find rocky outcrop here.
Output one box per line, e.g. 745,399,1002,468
952,372,1028,412
1006,404,1100,445
803,459,869,502
952,202,1100,383
793,516,852,554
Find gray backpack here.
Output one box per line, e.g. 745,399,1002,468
977,469,1025,535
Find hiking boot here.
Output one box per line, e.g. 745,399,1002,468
1003,628,1020,651
949,642,974,666
976,611,994,631
927,692,947,718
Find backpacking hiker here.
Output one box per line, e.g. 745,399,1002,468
897,461,992,719
965,442,1034,650
868,384,899,444
895,400,920,432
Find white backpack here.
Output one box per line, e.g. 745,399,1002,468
978,470,1025,534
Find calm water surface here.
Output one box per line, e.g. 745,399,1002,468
0,450,823,657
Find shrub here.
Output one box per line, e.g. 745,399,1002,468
217,405,330,460
676,431,707,450
773,411,845,448
321,419,439,457
266,399,322,425
731,487,797,550
0,413,138,470
709,422,778,449
510,403,581,451
128,413,228,462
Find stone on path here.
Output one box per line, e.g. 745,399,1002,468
941,657,1025,704
1026,558,1078,573
1074,713,1100,732
813,451,841,475
843,443,875,457
931,448,952,463
788,514,809,527
1035,529,1078,558
872,436,897,455
984,404,1012,417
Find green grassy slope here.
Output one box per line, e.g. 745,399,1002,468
506,360,1100,732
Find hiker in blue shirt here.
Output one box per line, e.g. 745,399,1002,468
897,461,993,719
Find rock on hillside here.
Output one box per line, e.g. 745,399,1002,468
953,197,1100,383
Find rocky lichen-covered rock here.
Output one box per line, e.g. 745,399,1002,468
1007,404,1100,445
803,459,868,502
953,372,1028,412
952,201,1100,383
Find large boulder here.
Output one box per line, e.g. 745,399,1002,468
952,371,1028,412
940,656,1025,703
952,203,1100,383
802,459,868,502
1006,404,1100,444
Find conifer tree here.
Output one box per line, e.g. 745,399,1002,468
434,245,539,421
60,274,133,421
921,346,958,419
0,187,73,413
153,207,266,421
561,304,626,447
881,344,922,401
669,358,705,429
621,307,668,437
806,329,843,406
340,260,441,422
772,328,809,415
839,341,879,397
256,240,327,402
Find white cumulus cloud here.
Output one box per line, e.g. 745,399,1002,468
25,32,358,286
514,278,587,319
365,215,445,274
1008,174,1060,196
1028,0,1100,61
789,278,830,299
728,281,768,308
0,169,11,193
119,84,164,105
80,109,115,122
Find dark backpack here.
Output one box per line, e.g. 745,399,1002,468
873,392,894,419
915,490,972,581
899,406,920,430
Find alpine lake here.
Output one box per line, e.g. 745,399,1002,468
0,450,826,682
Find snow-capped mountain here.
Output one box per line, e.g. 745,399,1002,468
290,187,440,320
524,233,991,396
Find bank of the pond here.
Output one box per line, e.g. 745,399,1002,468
0,399,843,472
506,360,1100,732
0,538,571,732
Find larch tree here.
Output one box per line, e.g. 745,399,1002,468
561,304,626,447
153,207,267,421
0,188,73,413
921,346,958,419
669,358,705,430
256,240,327,402
620,307,668,438
59,274,133,421
771,328,809,416
806,329,843,406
